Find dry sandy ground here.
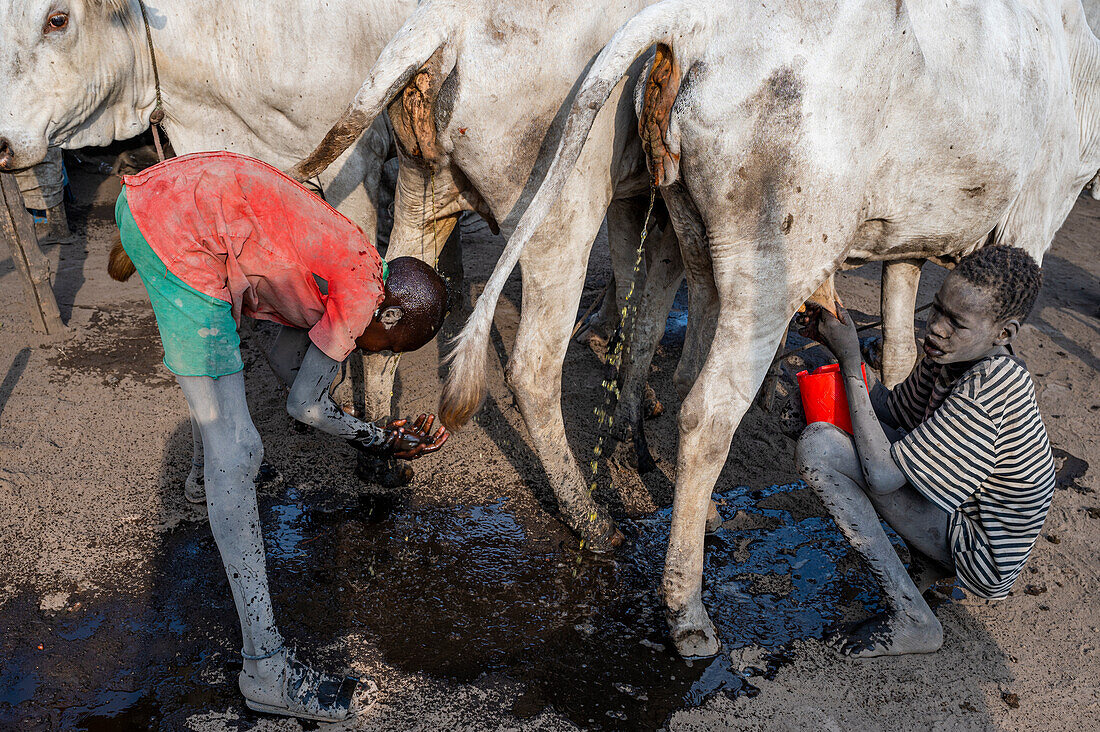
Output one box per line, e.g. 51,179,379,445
0,162,1097,731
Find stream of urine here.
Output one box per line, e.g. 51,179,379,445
580,189,657,558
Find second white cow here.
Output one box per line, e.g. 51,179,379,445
441,0,1100,657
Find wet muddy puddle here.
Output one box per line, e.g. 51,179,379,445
1,482,895,730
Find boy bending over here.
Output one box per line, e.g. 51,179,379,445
110,151,448,721
797,245,1055,657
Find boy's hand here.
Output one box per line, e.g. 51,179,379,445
379,414,449,460
799,303,861,365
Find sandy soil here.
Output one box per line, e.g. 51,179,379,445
0,160,1097,731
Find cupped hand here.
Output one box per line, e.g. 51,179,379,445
382,413,449,460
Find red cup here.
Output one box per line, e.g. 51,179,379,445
796,362,868,435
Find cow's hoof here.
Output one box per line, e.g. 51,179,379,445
705,499,722,534
356,454,413,488
643,383,664,420
666,597,721,659
579,520,625,555
669,614,721,660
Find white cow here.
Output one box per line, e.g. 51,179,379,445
442,0,1100,657
875,0,1100,386
0,0,414,243
292,0,682,548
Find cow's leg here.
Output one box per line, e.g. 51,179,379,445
368,160,464,399
879,258,924,387
660,183,843,657
610,223,683,467
668,189,718,401
318,127,390,422
356,160,465,487
315,120,392,241
507,198,622,550
583,197,647,357
662,304,788,656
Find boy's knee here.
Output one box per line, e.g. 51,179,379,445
796,422,852,476
207,427,263,487
240,430,264,477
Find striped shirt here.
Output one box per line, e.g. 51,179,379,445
887,355,1055,599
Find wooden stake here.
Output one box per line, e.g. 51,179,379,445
1,173,65,335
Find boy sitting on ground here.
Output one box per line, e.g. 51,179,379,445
797,245,1055,657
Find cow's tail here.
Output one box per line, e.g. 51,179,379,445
289,3,458,181
439,0,697,430
108,236,136,282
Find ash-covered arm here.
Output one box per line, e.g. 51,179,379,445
285,343,386,449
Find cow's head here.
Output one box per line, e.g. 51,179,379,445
0,0,146,170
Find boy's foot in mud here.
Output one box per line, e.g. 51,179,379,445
356,453,413,488
239,647,374,722
185,466,205,504
831,610,943,658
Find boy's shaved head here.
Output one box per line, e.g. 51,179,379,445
954,245,1042,322
356,256,448,353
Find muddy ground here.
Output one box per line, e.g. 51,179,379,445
0,161,1097,731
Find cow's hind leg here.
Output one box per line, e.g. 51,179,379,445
357,160,463,487
508,202,622,550
581,197,644,356
668,189,718,401
659,185,835,657
610,223,683,470
663,311,788,657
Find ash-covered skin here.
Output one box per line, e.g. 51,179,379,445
166,258,449,721
795,264,1028,658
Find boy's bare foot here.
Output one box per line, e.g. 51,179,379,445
831,609,943,658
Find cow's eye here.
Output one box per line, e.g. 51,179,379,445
45,11,69,33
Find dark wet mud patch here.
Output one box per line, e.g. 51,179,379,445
0,482,896,731
48,304,174,387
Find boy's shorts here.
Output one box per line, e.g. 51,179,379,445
116,188,244,378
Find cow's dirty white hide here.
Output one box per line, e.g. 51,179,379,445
292,0,674,546
0,0,415,236
445,0,1100,658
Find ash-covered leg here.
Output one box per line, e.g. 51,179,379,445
796,422,950,658
178,371,364,721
